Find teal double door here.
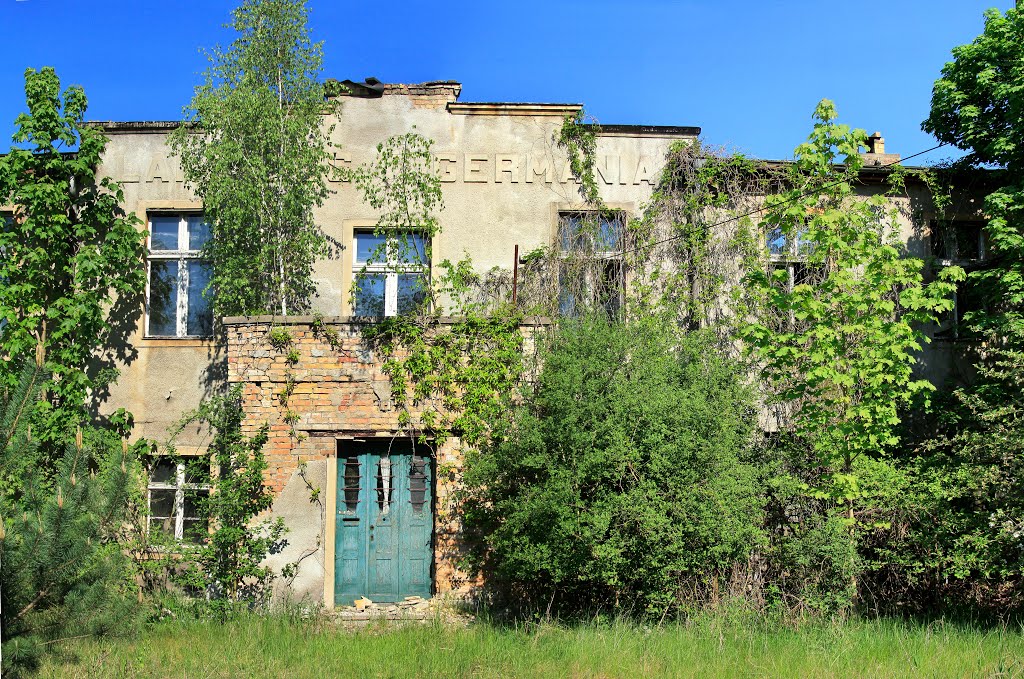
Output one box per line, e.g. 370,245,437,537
335,440,433,605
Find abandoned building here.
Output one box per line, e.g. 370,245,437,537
75,80,983,608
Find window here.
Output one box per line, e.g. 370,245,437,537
766,223,819,292
147,457,210,543
930,220,989,340
931,219,986,264
352,229,429,317
557,211,625,317
146,213,213,337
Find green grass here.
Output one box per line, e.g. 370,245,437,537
37,614,1024,678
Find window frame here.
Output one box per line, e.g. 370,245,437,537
146,456,210,543
930,219,987,266
145,213,213,338
766,223,816,292
351,228,430,317
556,210,626,318
929,219,990,341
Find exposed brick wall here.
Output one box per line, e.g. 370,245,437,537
225,316,477,595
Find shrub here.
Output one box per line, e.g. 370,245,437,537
462,315,763,615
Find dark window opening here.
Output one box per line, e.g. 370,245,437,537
409,456,427,513
931,220,985,262
343,456,361,512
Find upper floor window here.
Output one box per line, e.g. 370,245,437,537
931,219,986,264
557,211,625,318
147,457,210,543
352,229,429,317
766,223,819,293
146,214,213,337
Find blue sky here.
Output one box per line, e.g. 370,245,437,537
0,0,1013,163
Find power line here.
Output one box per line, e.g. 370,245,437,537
609,141,950,260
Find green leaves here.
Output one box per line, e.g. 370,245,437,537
169,0,332,316
741,100,951,542
0,67,146,431
461,317,762,614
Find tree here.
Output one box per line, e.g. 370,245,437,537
462,315,763,615
0,358,141,676
0,67,147,433
923,5,1024,337
741,100,962,602
871,5,1024,613
166,387,284,617
169,0,334,317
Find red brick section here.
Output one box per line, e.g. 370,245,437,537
225,316,490,595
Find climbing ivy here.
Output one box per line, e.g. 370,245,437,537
343,131,526,450
556,110,602,206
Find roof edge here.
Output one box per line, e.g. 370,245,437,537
447,102,582,117
591,124,701,138
87,121,182,133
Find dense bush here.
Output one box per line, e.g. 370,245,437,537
858,334,1024,616
462,316,763,615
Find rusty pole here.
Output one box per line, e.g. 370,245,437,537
512,244,519,306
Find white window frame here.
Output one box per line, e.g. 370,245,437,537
146,458,210,542
145,213,212,337
352,229,429,317
766,223,816,293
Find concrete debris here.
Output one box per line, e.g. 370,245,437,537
329,595,474,628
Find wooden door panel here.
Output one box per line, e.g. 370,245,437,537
335,441,434,606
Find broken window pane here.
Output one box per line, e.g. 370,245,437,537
147,456,211,542
766,225,787,256
556,211,626,318
150,488,175,517
150,458,176,484
376,458,393,513
182,490,209,543
409,456,427,513
343,457,360,512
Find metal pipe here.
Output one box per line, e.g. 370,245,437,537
512,244,519,306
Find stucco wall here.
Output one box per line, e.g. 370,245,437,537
95,85,692,446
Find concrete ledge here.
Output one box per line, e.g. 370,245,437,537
592,124,701,138
447,102,581,117
221,315,552,326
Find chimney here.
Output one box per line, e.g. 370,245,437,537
862,131,900,166
867,132,885,155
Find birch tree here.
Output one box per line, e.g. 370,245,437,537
170,0,333,316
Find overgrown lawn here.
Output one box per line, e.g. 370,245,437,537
37,615,1024,678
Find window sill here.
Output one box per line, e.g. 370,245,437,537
140,336,220,348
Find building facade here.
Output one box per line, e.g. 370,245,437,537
88,81,980,607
